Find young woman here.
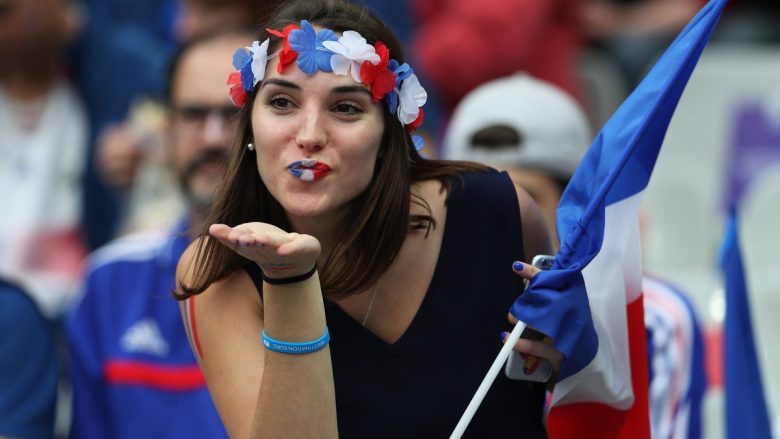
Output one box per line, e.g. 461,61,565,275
177,1,561,437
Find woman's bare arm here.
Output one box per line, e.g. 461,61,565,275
515,182,555,260
177,230,337,438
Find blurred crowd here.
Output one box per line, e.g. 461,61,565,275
1,0,778,437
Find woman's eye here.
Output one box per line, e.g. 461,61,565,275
269,96,293,109
333,101,363,115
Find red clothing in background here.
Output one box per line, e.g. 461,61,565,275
411,0,582,112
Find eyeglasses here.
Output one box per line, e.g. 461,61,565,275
172,105,240,126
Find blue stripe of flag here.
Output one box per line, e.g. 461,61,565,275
721,209,772,439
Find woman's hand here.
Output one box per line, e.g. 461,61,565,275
504,260,565,381
208,223,321,279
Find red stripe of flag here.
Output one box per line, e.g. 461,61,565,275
547,296,651,438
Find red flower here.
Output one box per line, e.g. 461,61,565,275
406,108,424,132
267,24,300,73
227,72,247,107
359,42,396,102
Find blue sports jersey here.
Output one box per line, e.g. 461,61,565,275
0,280,58,439
644,275,707,439
65,218,227,438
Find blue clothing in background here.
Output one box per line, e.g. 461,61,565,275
362,0,414,48
644,275,707,439
0,280,58,439
66,218,227,439
73,0,179,249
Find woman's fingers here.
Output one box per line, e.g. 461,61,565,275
277,234,319,257
513,338,562,364
208,223,232,240
506,257,562,383
503,311,561,366
511,260,541,281
501,332,564,372
208,224,243,251
209,223,287,250
207,223,321,276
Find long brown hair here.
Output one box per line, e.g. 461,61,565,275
177,0,486,300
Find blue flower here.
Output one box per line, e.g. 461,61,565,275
385,59,413,114
386,90,397,113
232,48,254,92
232,47,251,70
240,63,254,92
289,20,338,75
391,59,413,85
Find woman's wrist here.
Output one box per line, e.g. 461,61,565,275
262,327,330,354
260,262,326,342
260,263,317,284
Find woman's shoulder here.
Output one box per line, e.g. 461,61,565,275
412,165,522,228
445,167,516,206
175,237,207,288
436,167,553,257
414,164,505,193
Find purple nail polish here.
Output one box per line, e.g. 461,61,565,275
500,332,508,342
513,261,523,271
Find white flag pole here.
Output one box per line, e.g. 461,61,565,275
450,319,527,439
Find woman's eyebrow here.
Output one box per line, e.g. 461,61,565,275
261,80,371,97
331,85,372,97
261,78,301,90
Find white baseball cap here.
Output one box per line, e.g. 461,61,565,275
443,72,592,180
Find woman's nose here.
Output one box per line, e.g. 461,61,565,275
295,109,327,152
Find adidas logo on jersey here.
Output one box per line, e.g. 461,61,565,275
121,318,170,357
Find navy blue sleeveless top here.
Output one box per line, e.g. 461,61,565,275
246,170,547,438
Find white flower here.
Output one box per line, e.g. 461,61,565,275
250,38,270,86
322,31,380,82
396,73,427,125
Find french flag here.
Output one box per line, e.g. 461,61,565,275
720,209,773,439
509,0,727,437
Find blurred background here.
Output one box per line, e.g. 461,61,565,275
1,0,777,437
642,43,780,438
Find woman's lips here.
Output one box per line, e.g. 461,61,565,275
287,159,332,182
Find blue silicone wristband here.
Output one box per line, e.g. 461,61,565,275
262,327,330,354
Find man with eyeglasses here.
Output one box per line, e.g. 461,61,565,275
64,31,250,439
97,40,243,235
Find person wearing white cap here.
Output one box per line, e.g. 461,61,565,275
443,72,591,245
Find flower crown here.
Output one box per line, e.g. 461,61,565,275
227,20,427,131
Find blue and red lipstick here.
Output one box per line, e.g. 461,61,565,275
287,159,331,182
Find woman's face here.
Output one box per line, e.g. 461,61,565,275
251,56,385,224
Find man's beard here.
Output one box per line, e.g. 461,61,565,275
178,147,228,214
